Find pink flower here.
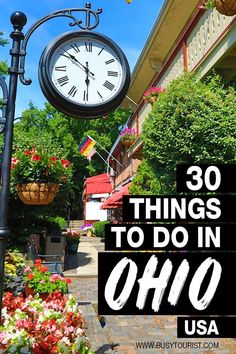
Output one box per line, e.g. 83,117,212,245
143,86,165,97
120,127,137,137
40,279,46,284
11,157,19,170
23,266,31,273
50,274,64,282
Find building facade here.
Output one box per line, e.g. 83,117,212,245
104,0,236,209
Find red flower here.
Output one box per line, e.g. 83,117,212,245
27,273,34,280
51,156,57,162
24,149,32,155
61,159,70,168
31,154,41,161
40,341,49,351
65,278,72,284
39,265,48,272
34,259,42,266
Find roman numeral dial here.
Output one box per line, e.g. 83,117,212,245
68,86,78,97
57,76,69,86
85,42,93,52
48,34,126,109
103,81,115,91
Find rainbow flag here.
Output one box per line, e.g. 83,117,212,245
78,136,96,157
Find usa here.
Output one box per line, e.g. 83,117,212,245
185,320,219,336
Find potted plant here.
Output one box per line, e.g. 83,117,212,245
81,223,94,237
0,291,93,353
11,147,72,205
23,259,71,299
65,228,81,254
143,86,165,104
201,0,236,16
120,127,137,147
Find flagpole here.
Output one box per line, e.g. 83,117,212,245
95,150,116,174
87,135,123,167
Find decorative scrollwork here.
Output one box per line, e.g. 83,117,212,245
19,2,103,85
0,75,8,134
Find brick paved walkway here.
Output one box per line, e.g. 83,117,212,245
67,237,236,354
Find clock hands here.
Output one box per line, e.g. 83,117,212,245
85,62,90,101
61,50,95,77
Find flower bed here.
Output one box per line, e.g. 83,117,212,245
4,252,25,296
23,259,71,295
0,291,93,353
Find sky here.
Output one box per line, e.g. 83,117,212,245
0,0,163,117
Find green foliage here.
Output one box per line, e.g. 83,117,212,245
11,103,130,220
49,216,68,230
11,147,72,185
0,31,8,77
203,0,215,9
129,159,161,195
93,221,110,238
24,264,69,294
141,73,236,194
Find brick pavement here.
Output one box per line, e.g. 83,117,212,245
67,237,236,354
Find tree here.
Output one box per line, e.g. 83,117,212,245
0,31,9,77
12,103,131,219
132,73,236,194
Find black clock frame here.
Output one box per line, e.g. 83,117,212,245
38,30,131,119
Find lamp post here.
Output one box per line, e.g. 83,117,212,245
0,3,102,320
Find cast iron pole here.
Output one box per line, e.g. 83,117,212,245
0,12,27,320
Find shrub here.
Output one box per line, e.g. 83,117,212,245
49,216,68,230
141,73,236,194
93,221,110,238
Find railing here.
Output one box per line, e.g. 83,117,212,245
158,47,184,88
115,159,141,187
136,8,236,140
187,8,233,71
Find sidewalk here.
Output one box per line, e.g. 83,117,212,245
66,237,236,354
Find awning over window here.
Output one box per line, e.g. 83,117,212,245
101,182,131,209
84,173,112,195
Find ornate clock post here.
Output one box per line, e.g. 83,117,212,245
0,2,130,319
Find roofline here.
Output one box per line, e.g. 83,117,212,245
130,0,172,85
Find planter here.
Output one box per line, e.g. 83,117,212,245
86,229,93,237
121,139,135,147
144,95,158,104
215,0,236,16
66,242,80,254
16,182,58,205
25,284,49,301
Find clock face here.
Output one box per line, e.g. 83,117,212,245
49,35,123,106
39,31,130,119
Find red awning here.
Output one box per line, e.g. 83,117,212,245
101,182,131,209
84,173,112,195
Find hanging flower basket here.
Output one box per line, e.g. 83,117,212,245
16,182,58,205
203,0,236,16
120,127,137,147
215,0,236,15
143,86,165,104
122,139,135,147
